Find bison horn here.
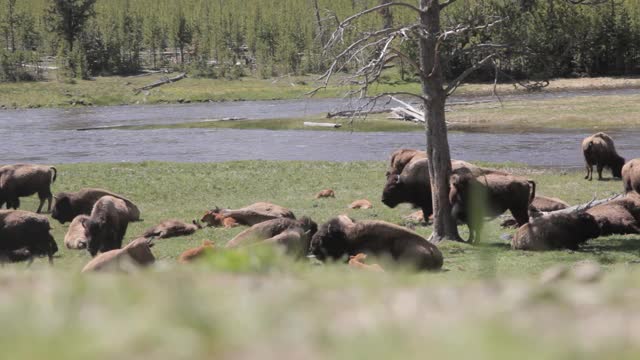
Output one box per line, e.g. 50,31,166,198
395,174,401,184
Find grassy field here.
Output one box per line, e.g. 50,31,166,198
3,161,640,358
1,70,640,109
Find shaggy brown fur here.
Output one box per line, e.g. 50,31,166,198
226,217,318,258
0,210,58,264
348,199,372,209
0,164,57,213
450,170,535,242
622,158,640,194
84,196,132,257
348,253,385,272
386,149,427,176
512,211,600,251
582,132,625,180
178,240,215,263
142,219,202,239
500,196,570,228
64,214,90,250
315,189,336,199
52,188,140,224
217,202,295,226
381,158,482,220
309,215,443,271
585,193,640,235
81,237,155,273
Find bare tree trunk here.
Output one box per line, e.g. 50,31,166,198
379,0,393,29
419,0,462,243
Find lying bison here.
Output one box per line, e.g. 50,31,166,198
84,196,132,257
226,217,318,258
450,169,535,241
582,132,625,181
500,195,569,228
0,164,57,213
386,148,427,176
52,188,140,224
202,202,295,227
381,158,482,220
309,215,443,271
142,219,202,239
622,158,640,194
82,237,155,273
0,210,58,263
64,214,90,250
512,211,600,251
585,193,640,236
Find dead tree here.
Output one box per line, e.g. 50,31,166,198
315,0,610,244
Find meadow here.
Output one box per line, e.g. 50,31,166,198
3,161,640,359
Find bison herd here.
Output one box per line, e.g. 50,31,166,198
1,131,639,272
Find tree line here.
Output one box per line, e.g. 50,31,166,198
1,0,639,82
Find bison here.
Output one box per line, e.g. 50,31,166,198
511,210,600,251
449,169,535,242
386,148,427,176
348,199,372,209
582,132,625,181
381,158,482,220
84,196,132,257
200,210,239,228
348,253,385,272
51,188,140,224
226,217,318,258
585,193,640,236
309,215,443,271
315,189,336,199
500,195,569,228
81,237,155,273
202,202,295,227
0,210,58,264
64,214,90,250
142,219,202,239
622,158,640,194
0,164,57,213
178,240,216,263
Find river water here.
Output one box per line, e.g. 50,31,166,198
1,88,639,166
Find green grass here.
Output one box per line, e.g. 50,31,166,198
4,161,640,359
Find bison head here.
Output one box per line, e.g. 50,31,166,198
298,216,318,239
612,156,625,178
201,208,224,227
381,173,407,208
309,217,350,261
51,194,73,223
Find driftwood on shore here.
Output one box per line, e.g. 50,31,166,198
304,122,342,128
136,73,186,91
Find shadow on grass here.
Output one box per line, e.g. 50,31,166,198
580,236,640,254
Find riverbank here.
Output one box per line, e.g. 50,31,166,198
1,72,640,109
4,161,640,358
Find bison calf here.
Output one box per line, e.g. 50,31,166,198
84,196,132,257
179,240,215,263
309,215,443,271
348,199,372,209
315,189,335,199
64,214,90,250
0,210,58,264
582,132,625,181
0,164,57,213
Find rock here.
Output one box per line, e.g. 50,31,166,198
571,261,602,283
539,264,569,284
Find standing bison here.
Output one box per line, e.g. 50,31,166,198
622,158,640,194
386,148,427,176
309,215,443,271
51,188,140,224
0,210,58,263
84,196,132,257
582,132,625,181
0,164,57,213
449,169,535,241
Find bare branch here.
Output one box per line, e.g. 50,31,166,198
445,54,496,96
439,0,458,10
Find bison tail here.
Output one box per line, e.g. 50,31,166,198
527,180,536,204
50,166,57,183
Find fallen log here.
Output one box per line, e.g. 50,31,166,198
326,109,390,118
304,122,342,128
136,73,186,91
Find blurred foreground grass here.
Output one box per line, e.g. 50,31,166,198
3,161,640,359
